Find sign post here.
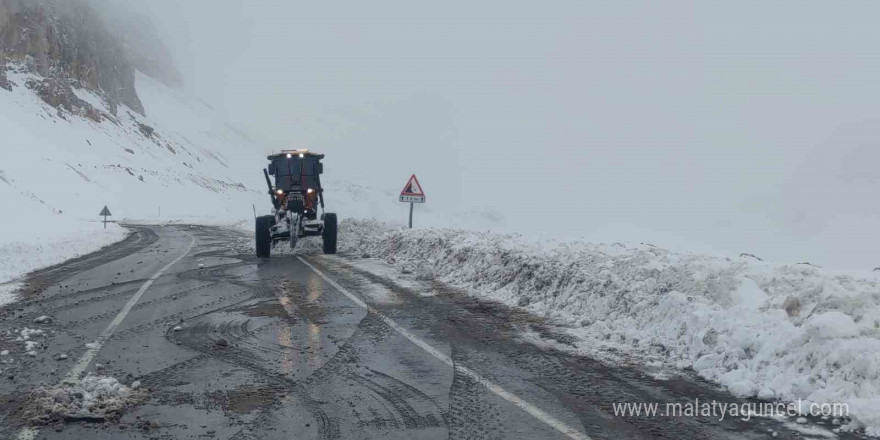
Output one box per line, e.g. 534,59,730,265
399,174,426,228
99,206,112,229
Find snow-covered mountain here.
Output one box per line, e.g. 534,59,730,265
5,2,880,436
2,66,267,220
0,0,428,297
1,2,248,287
0,64,260,290
0,0,475,295
0,1,320,292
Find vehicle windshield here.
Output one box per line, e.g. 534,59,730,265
273,157,318,189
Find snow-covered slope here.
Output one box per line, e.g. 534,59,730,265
323,219,880,436
0,65,270,297
0,60,409,303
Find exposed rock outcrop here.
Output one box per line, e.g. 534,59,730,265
25,76,102,121
0,0,144,115
0,57,9,90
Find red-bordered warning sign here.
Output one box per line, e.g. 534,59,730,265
399,174,426,203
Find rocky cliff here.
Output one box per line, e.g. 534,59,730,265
0,0,173,116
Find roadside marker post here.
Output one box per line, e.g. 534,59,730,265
399,174,426,228
99,206,112,229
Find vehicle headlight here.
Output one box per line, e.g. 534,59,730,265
276,189,284,195
307,188,314,194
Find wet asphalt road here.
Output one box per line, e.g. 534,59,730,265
0,225,856,439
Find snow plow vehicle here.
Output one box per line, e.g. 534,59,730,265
255,149,337,257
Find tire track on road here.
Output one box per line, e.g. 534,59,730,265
55,281,222,330
297,256,592,440
14,227,159,300
16,228,194,440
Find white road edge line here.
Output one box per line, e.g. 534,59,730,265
17,230,195,440
297,256,592,440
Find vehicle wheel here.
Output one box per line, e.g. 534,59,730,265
256,215,273,258
322,213,337,254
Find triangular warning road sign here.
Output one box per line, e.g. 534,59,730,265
400,175,425,196
99,206,112,216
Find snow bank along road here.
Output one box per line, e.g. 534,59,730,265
0,225,860,439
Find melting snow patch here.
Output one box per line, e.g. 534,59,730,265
16,328,43,341
0,223,128,303
24,374,146,425
784,420,837,438
0,282,21,307
14,328,45,352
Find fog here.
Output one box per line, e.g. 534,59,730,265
99,0,880,269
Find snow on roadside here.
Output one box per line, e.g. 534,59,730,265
330,218,880,436
24,374,146,425
0,222,128,306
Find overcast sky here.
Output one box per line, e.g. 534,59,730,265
107,0,880,269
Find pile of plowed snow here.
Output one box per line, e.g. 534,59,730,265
329,219,880,435
24,374,146,425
